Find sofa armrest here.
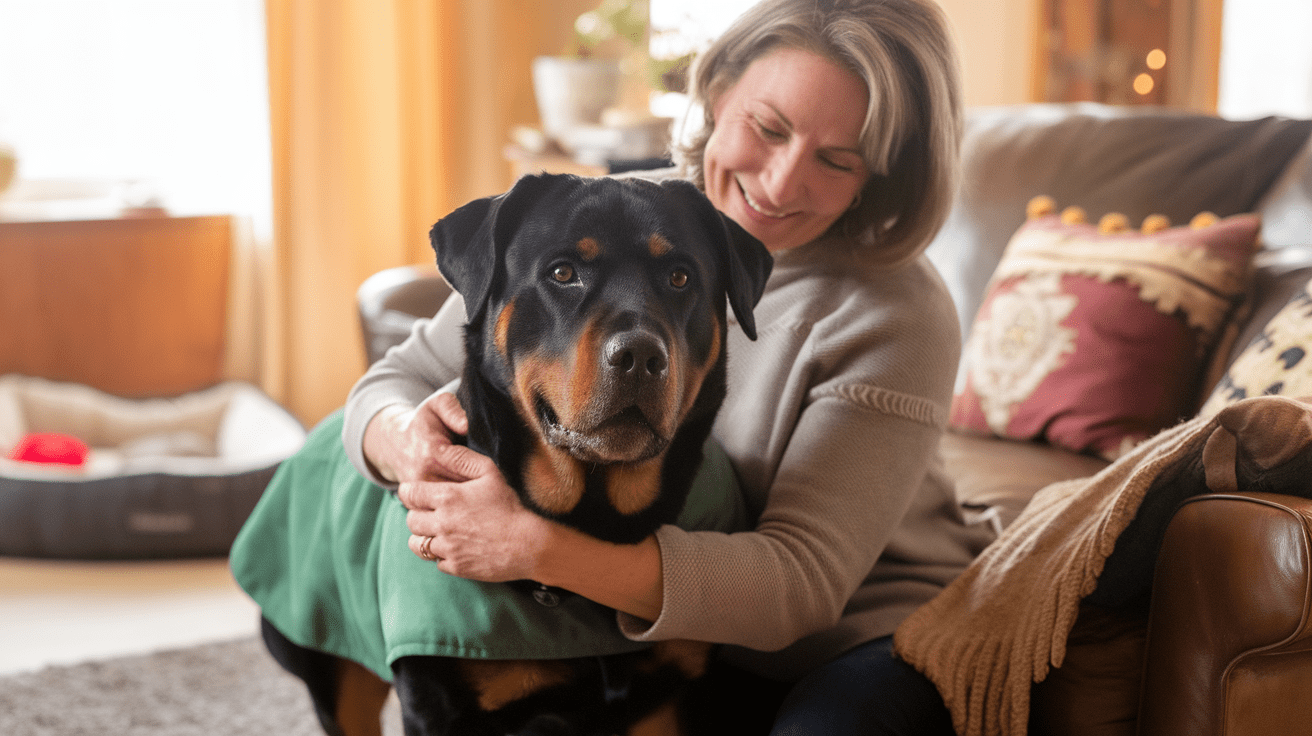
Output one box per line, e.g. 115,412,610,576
1139,492,1312,736
356,264,452,365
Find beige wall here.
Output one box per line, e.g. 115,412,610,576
939,0,1040,107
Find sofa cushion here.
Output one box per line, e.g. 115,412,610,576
926,104,1312,335
943,431,1108,530
950,208,1261,459
1201,266,1312,418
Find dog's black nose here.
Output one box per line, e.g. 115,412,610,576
606,331,668,379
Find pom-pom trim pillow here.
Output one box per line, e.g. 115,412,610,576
950,200,1261,459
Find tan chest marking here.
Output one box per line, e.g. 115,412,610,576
605,458,664,516
523,443,587,515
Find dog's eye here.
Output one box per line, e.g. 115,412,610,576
551,264,575,283
669,269,689,288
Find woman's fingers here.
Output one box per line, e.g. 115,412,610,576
397,460,550,582
426,390,469,436
410,533,442,562
396,447,499,511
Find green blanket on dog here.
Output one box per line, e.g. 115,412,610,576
230,410,746,681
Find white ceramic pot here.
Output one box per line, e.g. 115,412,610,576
531,56,622,141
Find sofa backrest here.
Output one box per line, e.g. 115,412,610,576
926,103,1312,337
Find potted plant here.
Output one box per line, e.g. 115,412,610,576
531,0,692,160
531,1,643,141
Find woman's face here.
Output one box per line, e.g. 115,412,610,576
703,46,871,253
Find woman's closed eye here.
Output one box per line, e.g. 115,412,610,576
819,154,856,173
753,116,788,142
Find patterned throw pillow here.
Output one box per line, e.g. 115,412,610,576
950,198,1261,459
1200,277,1312,418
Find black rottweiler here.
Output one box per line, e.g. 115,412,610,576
381,173,769,735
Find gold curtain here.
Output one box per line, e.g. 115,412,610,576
263,0,594,426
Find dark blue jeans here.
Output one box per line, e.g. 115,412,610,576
687,635,955,736
771,636,955,735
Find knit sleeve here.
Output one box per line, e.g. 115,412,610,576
617,254,965,665
341,292,468,486
617,396,943,651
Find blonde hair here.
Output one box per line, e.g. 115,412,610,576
677,0,962,265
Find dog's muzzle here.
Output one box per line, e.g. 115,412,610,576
535,327,679,465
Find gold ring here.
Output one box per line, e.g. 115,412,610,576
418,535,438,561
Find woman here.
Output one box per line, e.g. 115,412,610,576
341,0,987,732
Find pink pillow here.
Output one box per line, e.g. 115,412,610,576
950,205,1260,459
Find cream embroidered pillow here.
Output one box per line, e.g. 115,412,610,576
1200,277,1312,418
950,199,1261,459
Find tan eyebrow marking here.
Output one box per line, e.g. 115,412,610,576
648,233,672,257
576,237,601,261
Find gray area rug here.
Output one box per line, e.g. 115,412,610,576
0,636,403,736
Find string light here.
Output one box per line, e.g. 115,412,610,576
1133,73,1155,95
1146,49,1167,70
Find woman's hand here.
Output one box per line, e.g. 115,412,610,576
361,390,470,484
402,454,665,620
362,390,543,580
365,389,666,620
398,449,554,583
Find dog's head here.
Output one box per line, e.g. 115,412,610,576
429,174,769,534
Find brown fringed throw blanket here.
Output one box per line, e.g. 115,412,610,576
894,395,1312,736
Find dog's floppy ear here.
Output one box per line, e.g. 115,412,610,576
717,214,772,340
429,196,497,319
430,173,577,320
661,179,773,340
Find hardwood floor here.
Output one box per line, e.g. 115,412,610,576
0,556,260,675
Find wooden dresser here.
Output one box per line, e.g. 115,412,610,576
0,215,231,397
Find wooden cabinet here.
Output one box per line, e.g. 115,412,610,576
0,216,231,397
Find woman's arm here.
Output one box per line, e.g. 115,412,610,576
343,292,468,485
622,401,945,650
395,437,666,622
616,258,968,655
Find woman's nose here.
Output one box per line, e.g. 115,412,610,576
759,145,807,206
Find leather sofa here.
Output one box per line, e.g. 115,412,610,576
927,103,1312,736
358,103,1312,735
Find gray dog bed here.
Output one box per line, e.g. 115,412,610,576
0,375,305,558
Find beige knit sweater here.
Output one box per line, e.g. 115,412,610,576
344,233,993,680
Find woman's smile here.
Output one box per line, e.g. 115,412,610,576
737,176,793,219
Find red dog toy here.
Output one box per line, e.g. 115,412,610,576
9,433,90,467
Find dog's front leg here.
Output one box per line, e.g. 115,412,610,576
391,656,468,736
335,658,393,736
